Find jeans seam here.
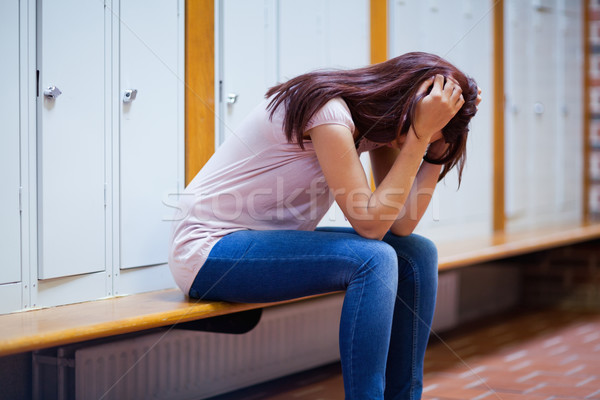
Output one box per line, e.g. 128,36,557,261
396,251,419,400
348,260,369,400
205,255,360,263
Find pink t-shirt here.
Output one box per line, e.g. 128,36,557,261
168,97,381,294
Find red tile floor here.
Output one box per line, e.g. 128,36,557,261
208,308,600,400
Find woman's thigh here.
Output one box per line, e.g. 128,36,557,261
188,229,397,302
317,227,438,269
316,226,438,295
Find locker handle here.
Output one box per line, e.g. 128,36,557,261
123,89,138,103
227,93,239,105
43,86,62,99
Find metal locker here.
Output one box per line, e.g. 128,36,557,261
389,0,422,55
415,0,490,233
530,0,558,217
220,0,278,144
277,0,369,228
555,0,583,218
278,0,328,81
119,0,181,269
505,0,583,229
37,0,107,279
278,0,369,80
0,0,22,285
505,0,532,223
324,0,369,69
388,0,494,241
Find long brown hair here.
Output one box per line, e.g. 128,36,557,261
265,52,478,183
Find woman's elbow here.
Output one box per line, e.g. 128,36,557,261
353,223,389,241
390,224,415,237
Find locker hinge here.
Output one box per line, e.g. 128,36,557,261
18,186,23,213
219,80,223,103
104,183,107,207
36,70,39,97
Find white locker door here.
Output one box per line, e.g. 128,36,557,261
278,0,328,80
530,0,558,220
325,0,369,69
221,0,277,144
389,0,422,54
505,0,532,223
388,0,494,241
37,0,106,279
279,0,369,80
278,0,369,228
0,0,22,285
556,1,583,218
119,0,181,269
389,0,471,61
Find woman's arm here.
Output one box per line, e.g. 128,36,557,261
369,86,481,236
310,75,464,240
369,139,447,237
311,124,431,240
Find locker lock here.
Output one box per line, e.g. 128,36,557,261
123,89,138,103
43,86,62,99
226,93,239,105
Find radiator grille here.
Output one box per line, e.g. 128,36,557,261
431,271,460,332
75,294,344,400
38,273,460,399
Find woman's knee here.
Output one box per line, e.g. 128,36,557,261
351,241,399,286
410,234,438,268
385,233,438,279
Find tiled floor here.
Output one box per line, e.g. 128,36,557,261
208,308,600,400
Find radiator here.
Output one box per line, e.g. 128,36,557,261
33,294,344,400
431,271,460,333
33,274,460,400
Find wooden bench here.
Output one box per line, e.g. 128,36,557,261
1,222,599,358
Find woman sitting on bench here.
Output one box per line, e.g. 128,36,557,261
169,52,481,399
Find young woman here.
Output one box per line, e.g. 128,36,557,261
169,52,481,399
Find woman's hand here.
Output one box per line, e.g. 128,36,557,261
412,75,465,141
423,86,481,160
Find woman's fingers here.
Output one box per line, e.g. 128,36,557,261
416,76,436,96
457,94,465,109
414,75,465,138
443,78,456,97
441,78,463,112
450,85,463,107
431,74,445,95
436,75,462,108
447,76,460,86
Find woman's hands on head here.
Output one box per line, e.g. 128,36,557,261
412,74,465,141
425,85,482,159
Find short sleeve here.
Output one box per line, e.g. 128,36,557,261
304,97,355,134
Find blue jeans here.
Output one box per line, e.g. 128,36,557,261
189,227,438,400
